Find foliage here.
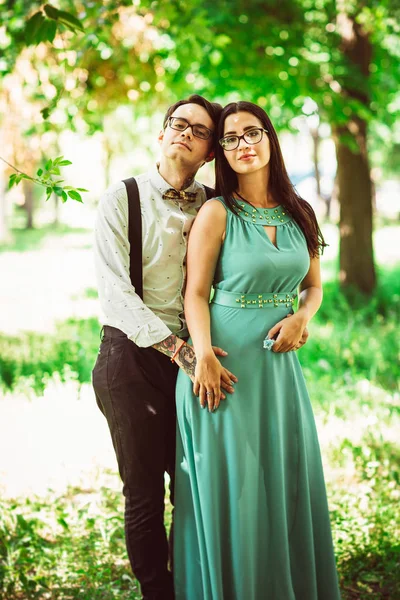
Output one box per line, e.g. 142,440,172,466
0,386,398,599
0,317,100,396
0,476,144,599
1,265,399,396
5,155,88,203
328,402,400,599
0,224,90,253
25,3,84,46
300,265,400,392
2,1,399,136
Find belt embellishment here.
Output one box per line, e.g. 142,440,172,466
212,288,297,309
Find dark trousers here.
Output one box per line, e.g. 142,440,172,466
92,326,178,600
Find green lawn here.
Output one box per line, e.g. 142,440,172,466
0,226,399,599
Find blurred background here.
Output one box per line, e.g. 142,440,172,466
0,1,399,599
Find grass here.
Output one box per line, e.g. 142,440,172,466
1,266,399,397
0,224,90,254
0,386,398,599
0,225,399,599
325,394,400,599
0,472,175,600
0,318,100,396
0,476,143,599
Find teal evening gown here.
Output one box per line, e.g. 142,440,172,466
174,198,341,600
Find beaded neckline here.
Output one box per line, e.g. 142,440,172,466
235,201,291,226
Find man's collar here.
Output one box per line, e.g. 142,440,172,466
150,164,202,196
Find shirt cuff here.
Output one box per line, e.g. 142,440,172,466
128,321,173,348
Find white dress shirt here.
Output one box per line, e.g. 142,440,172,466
94,165,209,347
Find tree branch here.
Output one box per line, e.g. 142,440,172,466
0,156,40,184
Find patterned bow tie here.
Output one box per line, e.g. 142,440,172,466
162,188,198,203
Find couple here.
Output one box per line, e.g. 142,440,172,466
92,95,341,600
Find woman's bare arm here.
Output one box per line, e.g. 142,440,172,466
184,200,237,411
268,256,322,353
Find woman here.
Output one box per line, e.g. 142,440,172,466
173,102,341,599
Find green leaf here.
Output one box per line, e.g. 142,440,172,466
25,12,45,45
67,190,83,202
45,159,53,171
57,517,69,529
46,186,53,195
76,188,89,192
8,174,17,189
59,22,77,34
58,160,72,166
41,107,51,120
37,168,43,177
61,191,68,203
57,9,84,32
43,4,60,20
214,34,232,49
360,572,380,583
52,156,64,165
43,19,57,43
53,187,64,196
51,167,61,175
35,20,53,44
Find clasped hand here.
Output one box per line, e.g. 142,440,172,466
268,313,309,353
194,351,237,413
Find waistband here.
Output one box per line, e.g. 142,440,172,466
211,288,297,309
102,325,128,339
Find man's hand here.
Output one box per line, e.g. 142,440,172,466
175,343,237,402
153,335,237,398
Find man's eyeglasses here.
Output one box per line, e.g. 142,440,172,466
219,127,269,151
168,116,213,141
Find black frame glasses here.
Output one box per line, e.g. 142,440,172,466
219,127,269,151
168,116,213,141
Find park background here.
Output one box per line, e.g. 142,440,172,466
0,1,399,599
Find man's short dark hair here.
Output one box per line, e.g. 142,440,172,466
163,95,223,140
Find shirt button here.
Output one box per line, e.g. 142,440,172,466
183,232,187,236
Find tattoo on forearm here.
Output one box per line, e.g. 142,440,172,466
153,335,178,357
178,344,197,379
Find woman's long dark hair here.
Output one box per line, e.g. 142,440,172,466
215,101,327,257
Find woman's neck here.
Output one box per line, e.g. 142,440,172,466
236,169,278,208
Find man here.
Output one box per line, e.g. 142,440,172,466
92,95,237,600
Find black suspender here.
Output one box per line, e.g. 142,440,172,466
203,185,214,200
122,177,143,300
121,178,214,302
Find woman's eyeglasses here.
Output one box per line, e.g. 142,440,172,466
219,128,269,151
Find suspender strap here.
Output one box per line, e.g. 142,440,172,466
122,177,143,300
203,185,215,200
121,179,213,300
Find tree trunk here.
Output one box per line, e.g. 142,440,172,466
23,179,34,229
336,9,376,294
310,127,321,199
334,124,375,294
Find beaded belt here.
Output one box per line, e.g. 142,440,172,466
212,288,297,309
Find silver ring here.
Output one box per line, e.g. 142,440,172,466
206,391,213,396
